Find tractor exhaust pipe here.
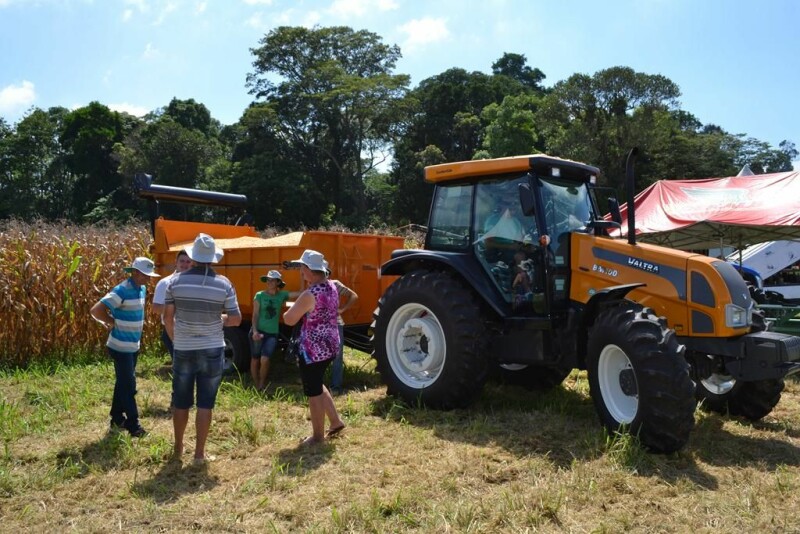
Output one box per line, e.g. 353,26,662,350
625,148,638,246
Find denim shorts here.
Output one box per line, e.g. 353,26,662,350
172,347,224,410
253,333,279,359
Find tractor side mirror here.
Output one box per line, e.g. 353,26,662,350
608,197,622,225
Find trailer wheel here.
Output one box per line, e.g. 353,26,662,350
695,309,784,420
497,364,571,391
587,303,695,453
372,270,489,409
224,326,250,374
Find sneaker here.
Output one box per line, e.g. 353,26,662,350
127,425,147,438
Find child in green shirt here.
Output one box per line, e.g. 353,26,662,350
251,270,291,391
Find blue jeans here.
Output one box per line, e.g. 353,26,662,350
172,347,224,410
108,348,139,429
330,324,345,390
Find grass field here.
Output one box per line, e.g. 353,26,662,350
2,346,800,533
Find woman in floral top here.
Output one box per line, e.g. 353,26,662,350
283,249,346,445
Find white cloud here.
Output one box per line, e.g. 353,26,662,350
194,1,206,15
242,0,273,5
328,0,398,18
122,8,134,21
152,1,178,25
244,11,265,29
142,42,161,59
0,81,36,117
124,0,149,14
397,17,449,52
108,103,150,117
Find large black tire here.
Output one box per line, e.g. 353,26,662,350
587,303,695,454
496,364,571,391
695,308,784,420
224,325,251,374
696,376,784,420
372,270,489,409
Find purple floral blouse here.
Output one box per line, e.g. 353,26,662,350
300,280,340,363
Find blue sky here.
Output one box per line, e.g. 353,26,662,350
1,0,798,167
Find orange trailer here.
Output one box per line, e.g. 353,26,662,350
137,175,402,370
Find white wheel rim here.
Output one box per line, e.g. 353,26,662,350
385,302,446,388
597,344,638,423
499,364,528,371
701,373,736,395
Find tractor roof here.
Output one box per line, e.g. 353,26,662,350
424,154,600,184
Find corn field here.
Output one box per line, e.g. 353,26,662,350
0,219,156,366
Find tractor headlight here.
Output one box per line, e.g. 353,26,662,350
725,304,749,328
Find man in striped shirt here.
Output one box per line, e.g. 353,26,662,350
90,257,160,437
164,233,241,464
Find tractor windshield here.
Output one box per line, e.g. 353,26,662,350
539,177,593,247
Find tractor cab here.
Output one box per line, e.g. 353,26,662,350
424,155,604,316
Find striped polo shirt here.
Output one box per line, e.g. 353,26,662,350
164,266,240,351
100,278,146,353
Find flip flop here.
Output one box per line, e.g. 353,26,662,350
325,425,345,439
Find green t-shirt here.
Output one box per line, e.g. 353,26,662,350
254,290,290,334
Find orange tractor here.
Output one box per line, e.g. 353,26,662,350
371,152,800,453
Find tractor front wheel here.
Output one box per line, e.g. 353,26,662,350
587,303,695,453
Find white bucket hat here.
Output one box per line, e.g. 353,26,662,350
259,269,286,287
185,233,224,264
289,249,326,272
124,257,160,277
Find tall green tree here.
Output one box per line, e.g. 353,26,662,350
480,93,543,157
246,25,411,225
536,66,681,186
59,102,136,219
492,52,546,93
229,103,326,228
390,62,533,223
0,107,75,219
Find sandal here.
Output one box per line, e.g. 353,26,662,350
325,425,345,439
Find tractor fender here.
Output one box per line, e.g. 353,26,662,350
573,283,646,367
381,250,507,317
580,283,646,329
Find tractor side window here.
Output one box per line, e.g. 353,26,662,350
428,184,473,250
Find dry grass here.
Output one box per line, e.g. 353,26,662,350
2,347,800,533
3,221,800,531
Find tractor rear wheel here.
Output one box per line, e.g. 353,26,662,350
372,270,489,409
587,303,695,453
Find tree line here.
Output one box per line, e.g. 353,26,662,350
0,26,796,230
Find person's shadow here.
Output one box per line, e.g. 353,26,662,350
273,440,334,476
130,458,219,503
